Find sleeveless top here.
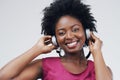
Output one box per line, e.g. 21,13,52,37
42,57,95,80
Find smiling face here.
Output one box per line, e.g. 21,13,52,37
55,15,86,53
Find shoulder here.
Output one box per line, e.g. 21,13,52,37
87,60,95,71
42,57,60,65
88,60,94,65
41,57,60,71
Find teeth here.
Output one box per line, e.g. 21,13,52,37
67,42,77,47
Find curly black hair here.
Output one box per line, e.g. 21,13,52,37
41,0,97,46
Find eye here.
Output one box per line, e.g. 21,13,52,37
58,31,65,36
72,27,80,32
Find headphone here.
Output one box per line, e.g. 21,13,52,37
45,29,91,58
51,29,91,46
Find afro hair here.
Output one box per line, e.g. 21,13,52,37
41,0,97,35
41,0,97,46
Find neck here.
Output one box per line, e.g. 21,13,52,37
62,49,87,64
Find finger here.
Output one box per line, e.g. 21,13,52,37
88,40,92,51
88,40,93,47
51,45,56,49
47,44,56,50
43,36,52,45
43,35,52,40
90,32,99,41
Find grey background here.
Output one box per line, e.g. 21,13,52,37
0,0,120,79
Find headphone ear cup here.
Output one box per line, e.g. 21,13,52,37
84,29,90,46
86,29,90,40
52,36,58,46
85,29,91,59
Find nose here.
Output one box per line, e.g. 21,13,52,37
65,31,74,39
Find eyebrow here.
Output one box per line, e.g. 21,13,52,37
57,24,81,31
71,24,81,28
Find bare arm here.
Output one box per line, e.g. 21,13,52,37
13,59,43,80
0,36,56,80
89,33,112,80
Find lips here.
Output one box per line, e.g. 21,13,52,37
66,41,78,49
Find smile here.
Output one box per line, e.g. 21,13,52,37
66,41,78,49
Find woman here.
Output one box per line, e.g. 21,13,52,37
0,0,112,80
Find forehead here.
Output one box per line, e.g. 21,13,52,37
56,15,83,30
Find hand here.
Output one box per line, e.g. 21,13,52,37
34,36,56,54
89,32,103,55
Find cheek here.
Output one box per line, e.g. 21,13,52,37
56,36,64,47
77,32,86,42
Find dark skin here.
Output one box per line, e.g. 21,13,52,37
0,15,112,80
55,15,87,74
60,50,87,74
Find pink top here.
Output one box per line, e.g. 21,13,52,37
42,57,95,80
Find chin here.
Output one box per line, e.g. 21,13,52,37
65,48,82,54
